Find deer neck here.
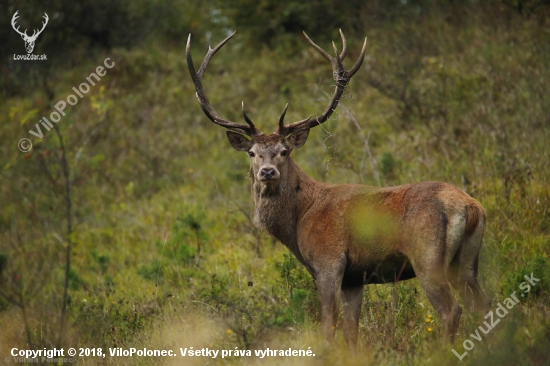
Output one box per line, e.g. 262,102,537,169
250,158,317,253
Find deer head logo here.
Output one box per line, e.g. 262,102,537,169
11,11,49,54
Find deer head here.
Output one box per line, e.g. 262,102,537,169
11,11,49,54
186,30,366,191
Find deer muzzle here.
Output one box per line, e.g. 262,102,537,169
258,167,279,184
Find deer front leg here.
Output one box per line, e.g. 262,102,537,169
341,285,363,350
316,261,346,345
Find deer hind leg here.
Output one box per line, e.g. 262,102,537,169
341,285,363,350
408,217,462,341
448,223,491,313
410,224,461,342
416,265,462,342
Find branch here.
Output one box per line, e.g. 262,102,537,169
52,124,72,349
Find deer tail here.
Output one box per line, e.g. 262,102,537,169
465,201,485,237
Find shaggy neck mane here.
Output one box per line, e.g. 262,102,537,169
249,157,317,256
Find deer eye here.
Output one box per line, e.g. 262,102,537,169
281,150,288,157
248,151,255,158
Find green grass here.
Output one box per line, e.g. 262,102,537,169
1,4,549,365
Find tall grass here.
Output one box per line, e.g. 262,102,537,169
1,4,549,365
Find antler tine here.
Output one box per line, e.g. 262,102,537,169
302,31,332,62
347,37,368,78
332,41,342,66
198,30,235,79
242,102,258,130
339,29,347,60
277,103,289,133
186,32,262,136
279,31,366,136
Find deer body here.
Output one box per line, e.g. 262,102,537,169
248,150,488,347
186,30,490,349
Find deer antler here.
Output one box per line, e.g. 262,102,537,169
277,29,367,136
186,32,262,137
11,11,28,38
11,11,49,40
29,13,49,40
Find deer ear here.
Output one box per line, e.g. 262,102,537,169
285,129,310,149
226,131,253,151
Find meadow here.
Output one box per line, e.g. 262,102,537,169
0,1,549,365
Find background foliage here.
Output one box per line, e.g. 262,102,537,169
1,0,549,365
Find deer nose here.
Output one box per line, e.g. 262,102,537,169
260,168,275,179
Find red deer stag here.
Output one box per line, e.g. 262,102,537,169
186,30,491,349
